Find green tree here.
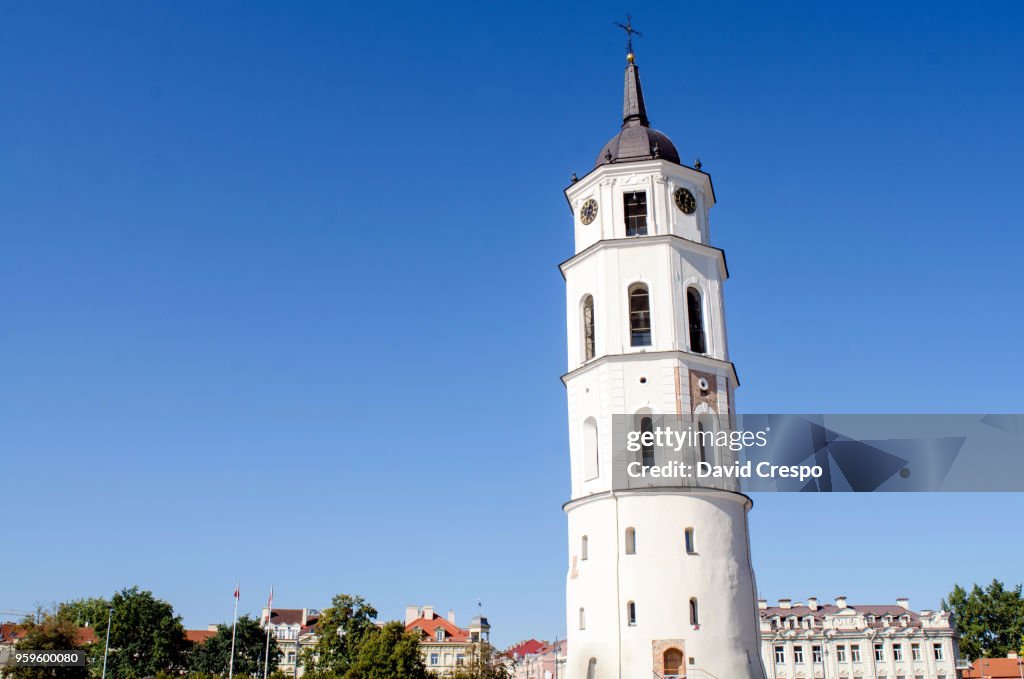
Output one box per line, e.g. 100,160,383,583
449,642,511,679
343,621,427,679
8,613,88,679
102,586,188,677
188,615,281,677
302,594,377,675
942,579,1024,661
55,597,110,630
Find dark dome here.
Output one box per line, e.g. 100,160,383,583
596,125,680,167
594,57,681,168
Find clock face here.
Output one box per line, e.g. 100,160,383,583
674,188,697,215
580,198,599,225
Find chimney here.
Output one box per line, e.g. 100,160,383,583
808,597,819,611
896,597,910,610
779,598,792,609
757,599,767,610
448,609,456,624
302,608,310,626
405,606,421,625
208,624,218,632
835,595,847,609
422,605,435,620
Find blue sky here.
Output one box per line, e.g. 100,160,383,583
2,0,1023,645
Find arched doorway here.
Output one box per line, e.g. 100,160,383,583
663,648,683,677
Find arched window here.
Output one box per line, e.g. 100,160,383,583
579,608,586,630
583,418,599,480
664,648,684,676
627,601,637,626
687,287,706,354
684,527,695,554
586,658,597,679
689,597,700,626
581,535,588,561
640,416,654,468
582,295,595,361
629,284,652,347
625,527,636,555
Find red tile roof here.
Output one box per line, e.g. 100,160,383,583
506,639,546,658
961,656,1024,678
186,629,217,644
0,623,97,646
405,612,470,643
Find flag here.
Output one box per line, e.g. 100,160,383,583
267,587,274,609
234,585,240,601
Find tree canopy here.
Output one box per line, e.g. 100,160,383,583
301,594,379,675
344,620,427,679
55,597,109,630
102,586,189,677
449,642,511,679
188,614,281,677
7,613,89,679
942,579,1024,661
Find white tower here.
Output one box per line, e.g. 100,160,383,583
561,51,766,679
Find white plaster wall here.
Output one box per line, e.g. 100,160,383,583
566,490,765,679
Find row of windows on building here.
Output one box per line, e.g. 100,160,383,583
769,612,914,630
773,642,946,665
580,285,706,360
580,527,696,560
578,598,700,630
428,652,466,667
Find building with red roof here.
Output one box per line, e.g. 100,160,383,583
404,605,491,676
961,653,1024,678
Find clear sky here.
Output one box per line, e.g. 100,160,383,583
2,0,1023,646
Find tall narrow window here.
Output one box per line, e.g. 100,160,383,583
579,608,586,630
689,598,699,626
583,418,599,480
624,191,648,236
640,416,654,468
581,535,588,560
697,420,708,463
586,659,597,679
629,284,651,346
627,601,637,626
582,295,595,361
687,287,706,354
684,528,695,554
625,527,636,554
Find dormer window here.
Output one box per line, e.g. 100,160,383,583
436,629,445,641
625,192,648,236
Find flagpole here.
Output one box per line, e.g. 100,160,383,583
229,584,239,679
100,607,112,679
263,586,273,679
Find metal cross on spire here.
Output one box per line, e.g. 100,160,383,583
614,14,643,56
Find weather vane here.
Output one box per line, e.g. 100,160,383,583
614,14,643,56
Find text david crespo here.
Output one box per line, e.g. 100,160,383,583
624,424,824,482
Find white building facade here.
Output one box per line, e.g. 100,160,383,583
561,50,765,679
759,597,964,679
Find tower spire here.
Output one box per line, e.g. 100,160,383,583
621,55,649,128
614,15,648,128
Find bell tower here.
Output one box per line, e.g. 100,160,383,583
560,46,766,679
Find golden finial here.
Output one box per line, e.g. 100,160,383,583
627,53,635,63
